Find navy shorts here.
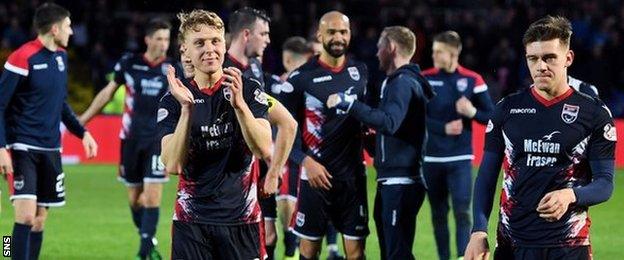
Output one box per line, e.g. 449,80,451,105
291,170,369,240
495,246,591,260
9,149,66,207
119,139,168,186
277,161,300,202
171,221,265,260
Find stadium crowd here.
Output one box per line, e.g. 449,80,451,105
0,0,623,117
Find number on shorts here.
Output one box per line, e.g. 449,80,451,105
56,173,65,193
151,155,165,172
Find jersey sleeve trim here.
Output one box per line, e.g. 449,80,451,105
3,62,28,76
5,39,45,76
474,84,488,93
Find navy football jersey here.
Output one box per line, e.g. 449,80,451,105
0,39,85,150
113,53,179,140
422,65,494,161
485,86,616,247
223,54,265,88
281,56,369,180
157,76,269,225
568,76,599,98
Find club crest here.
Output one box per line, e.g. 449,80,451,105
561,104,579,124
457,78,468,92
348,67,360,81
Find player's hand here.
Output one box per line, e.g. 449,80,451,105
261,167,281,198
166,65,194,108
464,231,490,260
82,131,98,159
0,148,13,175
327,93,341,108
537,188,576,222
456,96,477,118
223,67,246,110
302,156,332,190
445,119,463,135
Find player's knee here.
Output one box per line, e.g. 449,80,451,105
15,214,36,226
299,240,321,259
31,216,46,232
344,241,365,260
143,194,161,207
345,250,364,260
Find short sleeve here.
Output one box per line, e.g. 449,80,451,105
587,103,616,160
157,92,181,142
113,54,131,85
483,99,507,154
243,77,269,119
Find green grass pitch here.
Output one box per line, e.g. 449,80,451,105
1,165,622,259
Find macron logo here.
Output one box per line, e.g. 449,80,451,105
33,63,48,70
312,75,332,83
510,108,537,114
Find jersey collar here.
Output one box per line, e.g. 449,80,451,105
530,85,574,107
317,56,347,73
190,77,226,96
142,54,166,68
226,53,249,70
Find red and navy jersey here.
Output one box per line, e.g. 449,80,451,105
157,76,269,225
280,56,369,180
113,53,179,140
223,54,265,88
0,39,85,150
485,86,616,247
422,65,494,161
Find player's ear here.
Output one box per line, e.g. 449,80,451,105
49,22,60,36
565,49,574,68
243,29,251,41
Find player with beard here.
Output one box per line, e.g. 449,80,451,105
281,11,370,260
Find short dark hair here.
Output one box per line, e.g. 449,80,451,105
228,7,270,35
33,3,70,35
433,31,462,52
282,36,310,55
523,15,572,47
145,18,172,36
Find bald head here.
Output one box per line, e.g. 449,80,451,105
317,11,351,58
319,11,350,29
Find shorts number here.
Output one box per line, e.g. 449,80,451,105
56,173,65,193
151,155,165,172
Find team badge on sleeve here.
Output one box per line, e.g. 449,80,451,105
561,104,579,124
604,123,617,141
485,120,494,133
348,67,360,81
157,108,168,123
254,89,269,106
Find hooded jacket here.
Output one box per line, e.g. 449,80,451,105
348,63,435,179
